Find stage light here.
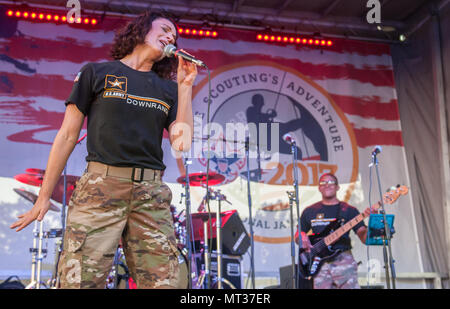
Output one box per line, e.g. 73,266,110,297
6,7,99,27
177,27,219,39
256,32,334,47
399,34,407,42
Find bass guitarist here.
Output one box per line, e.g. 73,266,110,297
295,173,374,289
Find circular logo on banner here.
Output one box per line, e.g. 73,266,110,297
181,61,359,243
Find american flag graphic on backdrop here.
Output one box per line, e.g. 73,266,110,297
0,5,424,281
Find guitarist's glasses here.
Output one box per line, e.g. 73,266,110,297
319,180,337,186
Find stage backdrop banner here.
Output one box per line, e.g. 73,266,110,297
0,8,424,288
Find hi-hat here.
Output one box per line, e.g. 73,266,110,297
13,188,60,212
177,172,225,187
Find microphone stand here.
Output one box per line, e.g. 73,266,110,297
372,152,396,289
289,139,302,289
286,191,297,289
245,137,256,289
183,156,194,289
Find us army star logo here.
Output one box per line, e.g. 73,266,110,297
104,75,128,93
108,78,125,89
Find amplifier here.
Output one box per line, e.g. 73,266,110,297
194,251,243,289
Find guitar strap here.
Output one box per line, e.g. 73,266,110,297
335,202,343,224
335,202,352,250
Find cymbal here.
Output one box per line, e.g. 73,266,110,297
14,174,43,187
177,172,225,187
25,168,46,175
13,188,60,212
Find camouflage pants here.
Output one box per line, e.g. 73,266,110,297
57,170,181,289
313,251,360,289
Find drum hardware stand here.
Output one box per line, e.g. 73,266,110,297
181,156,194,289
26,220,49,289
371,148,396,289
213,190,232,289
245,137,256,289
286,191,298,289
286,135,302,289
50,133,87,288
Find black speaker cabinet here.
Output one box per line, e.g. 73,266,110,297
191,210,250,256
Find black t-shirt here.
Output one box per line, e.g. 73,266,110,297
65,60,178,170
300,201,366,251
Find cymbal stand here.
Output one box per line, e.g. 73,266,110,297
287,191,297,289
25,220,38,289
50,165,67,288
245,137,256,289
213,189,231,289
372,151,396,289
26,220,47,289
289,138,302,289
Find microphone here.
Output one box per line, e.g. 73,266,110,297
283,133,295,145
372,145,382,156
163,44,205,67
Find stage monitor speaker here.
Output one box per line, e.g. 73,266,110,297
192,210,250,256
279,264,313,289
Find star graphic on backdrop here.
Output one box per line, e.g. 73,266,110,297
108,79,125,89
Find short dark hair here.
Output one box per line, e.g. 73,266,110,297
110,11,178,80
319,173,338,185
